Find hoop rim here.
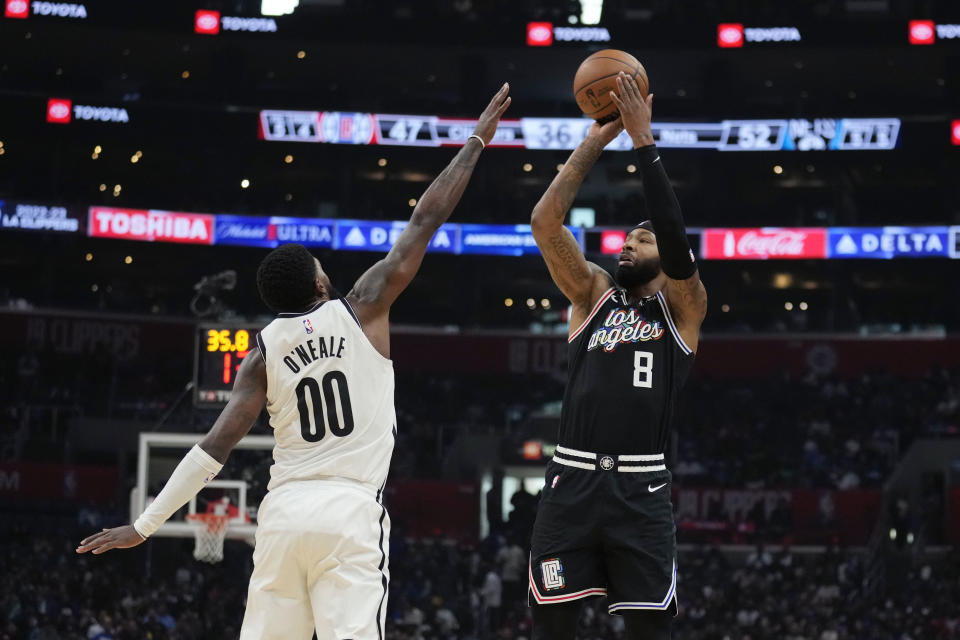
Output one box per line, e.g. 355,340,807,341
186,512,231,532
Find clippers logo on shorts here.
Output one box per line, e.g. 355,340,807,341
540,558,565,590
587,307,664,353
302,319,314,334
599,456,615,471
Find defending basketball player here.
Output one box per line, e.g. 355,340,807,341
77,83,512,640
527,73,707,640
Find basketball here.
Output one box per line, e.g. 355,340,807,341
573,49,648,123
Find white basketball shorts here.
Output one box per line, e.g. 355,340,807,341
239,478,390,640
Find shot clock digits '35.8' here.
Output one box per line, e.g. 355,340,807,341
193,325,260,407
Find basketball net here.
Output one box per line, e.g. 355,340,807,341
185,513,229,563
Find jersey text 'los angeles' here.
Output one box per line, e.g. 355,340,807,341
558,287,694,455
257,299,396,491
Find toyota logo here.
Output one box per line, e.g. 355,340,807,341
526,22,553,46
717,23,744,47
8,0,27,13
911,23,933,40
530,26,551,42
197,14,218,29
601,231,626,254
49,103,69,118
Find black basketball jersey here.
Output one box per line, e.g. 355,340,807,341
557,286,695,455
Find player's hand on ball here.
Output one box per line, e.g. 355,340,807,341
472,82,512,147
76,525,145,555
610,71,655,148
586,117,625,146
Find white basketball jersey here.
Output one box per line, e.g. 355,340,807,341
256,299,396,492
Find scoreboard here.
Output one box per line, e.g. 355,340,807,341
193,325,261,407
260,110,901,152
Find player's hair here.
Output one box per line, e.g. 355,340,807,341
256,243,320,313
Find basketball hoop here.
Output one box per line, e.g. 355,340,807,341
185,513,230,563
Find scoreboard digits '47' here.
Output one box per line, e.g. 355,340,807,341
193,325,262,407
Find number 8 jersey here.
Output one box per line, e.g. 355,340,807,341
256,298,396,491
559,287,695,455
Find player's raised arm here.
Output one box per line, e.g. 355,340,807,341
611,72,707,352
530,119,622,317
77,351,267,555
347,84,511,333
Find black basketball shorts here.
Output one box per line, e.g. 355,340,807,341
528,459,678,616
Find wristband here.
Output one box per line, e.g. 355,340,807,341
468,134,485,149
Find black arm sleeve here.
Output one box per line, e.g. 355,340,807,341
636,144,698,280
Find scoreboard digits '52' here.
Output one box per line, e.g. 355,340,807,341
193,325,261,407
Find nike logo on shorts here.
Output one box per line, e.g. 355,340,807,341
648,482,667,493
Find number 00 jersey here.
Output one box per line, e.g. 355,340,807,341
256,299,396,491
559,287,695,455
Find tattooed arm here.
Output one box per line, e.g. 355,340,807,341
530,119,623,334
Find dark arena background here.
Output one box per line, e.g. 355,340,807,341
2,1,960,638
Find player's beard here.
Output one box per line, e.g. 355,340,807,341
616,256,662,289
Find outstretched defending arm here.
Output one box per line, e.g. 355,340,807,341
76,351,267,554
347,84,511,357
611,73,707,352
530,119,622,331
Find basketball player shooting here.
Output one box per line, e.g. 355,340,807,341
527,73,706,640
76,83,512,640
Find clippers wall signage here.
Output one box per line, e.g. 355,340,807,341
701,228,828,260
828,227,951,259
718,23,802,47
4,1,87,19
0,202,81,233
88,207,214,245
259,110,900,151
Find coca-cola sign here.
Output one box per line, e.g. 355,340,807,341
701,227,828,260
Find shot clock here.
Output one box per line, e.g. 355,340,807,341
193,325,261,407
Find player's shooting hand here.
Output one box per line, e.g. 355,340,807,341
610,72,654,149
472,82,512,146
586,117,625,147
76,525,145,555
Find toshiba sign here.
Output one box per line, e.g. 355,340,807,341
701,228,828,260
88,207,214,245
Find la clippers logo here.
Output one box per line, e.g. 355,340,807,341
302,319,314,335
5,0,28,18
587,308,664,353
541,558,565,591
47,98,72,123
195,9,220,34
